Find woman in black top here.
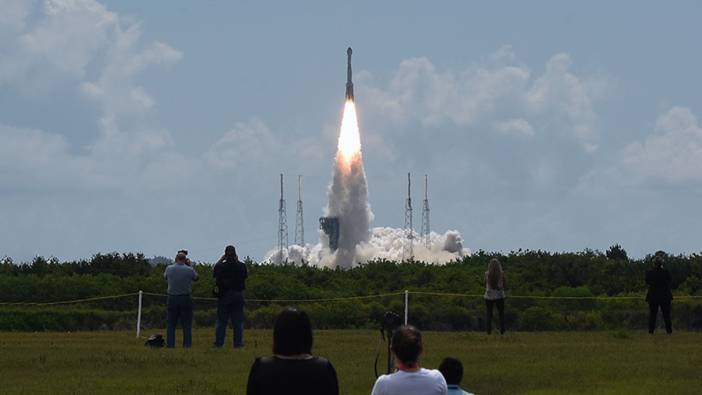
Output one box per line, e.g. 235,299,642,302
246,308,339,395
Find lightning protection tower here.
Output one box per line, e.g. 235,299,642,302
421,174,430,249
277,173,288,263
402,172,414,261
294,175,305,246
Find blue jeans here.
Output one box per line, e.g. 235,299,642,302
214,290,244,347
167,294,193,348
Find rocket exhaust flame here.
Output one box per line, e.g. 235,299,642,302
337,100,362,170
339,48,360,171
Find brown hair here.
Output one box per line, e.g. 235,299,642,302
487,258,503,289
391,326,423,364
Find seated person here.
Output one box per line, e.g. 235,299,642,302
371,325,448,395
439,357,475,395
246,308,338,395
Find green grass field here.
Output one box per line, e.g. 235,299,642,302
1,330,700,394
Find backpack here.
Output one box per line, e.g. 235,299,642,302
144,334,165,348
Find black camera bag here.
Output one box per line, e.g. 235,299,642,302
144,334,165,348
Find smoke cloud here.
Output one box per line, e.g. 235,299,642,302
324,147,373,266
265,227,470,267
320,99,373,267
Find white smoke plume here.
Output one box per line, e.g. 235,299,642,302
265,227,471,267
324,149,373,267
323,99,373,267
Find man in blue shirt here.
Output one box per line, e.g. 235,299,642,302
164,252,199,347
439,357,475,395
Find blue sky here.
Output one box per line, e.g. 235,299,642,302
1,0,701,262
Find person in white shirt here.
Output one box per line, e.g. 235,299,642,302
484,258,507,334
438,357,475,395
370,325,447,395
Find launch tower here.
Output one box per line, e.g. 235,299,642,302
277,173,288,262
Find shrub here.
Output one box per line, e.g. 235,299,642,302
520,307,561,331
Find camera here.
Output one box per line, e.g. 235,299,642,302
382,311,403,332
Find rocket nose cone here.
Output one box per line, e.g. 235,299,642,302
347,47,352,56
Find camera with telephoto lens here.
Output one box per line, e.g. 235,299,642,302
382,311,403,332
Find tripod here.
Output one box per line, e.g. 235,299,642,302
374,327,395,377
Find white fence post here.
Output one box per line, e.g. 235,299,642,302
404,290,409,325
136,290,143,338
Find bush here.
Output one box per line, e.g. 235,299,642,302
0,308,127,331
433,304,472,331
2,250,702,331
520,307,561,331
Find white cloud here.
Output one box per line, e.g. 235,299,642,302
206,119,278,170
203,117,332,197
0,121,195,193
361,54,530,127
80,29,183,119
0,0,31,33
622,107,702,184
0,0,186,193
0,0,118,94
525,53,601,150
0,123,91,191
494,118,534,137
359,47,604,151
1,0,181,119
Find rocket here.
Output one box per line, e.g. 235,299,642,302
345,47,354,101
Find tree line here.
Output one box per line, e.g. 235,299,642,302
1,246,701,331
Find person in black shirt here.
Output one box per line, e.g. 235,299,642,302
213,245,248,348
646,251,673,334
246,308,339,395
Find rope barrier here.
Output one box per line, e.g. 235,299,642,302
141,292,215,301
0,293,139,306
141,291,406,303
2,290,699,337
1,291,700,306
409,291,702,300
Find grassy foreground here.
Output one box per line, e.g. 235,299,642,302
0,330,700,395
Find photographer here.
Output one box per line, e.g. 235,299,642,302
371,325,447,395
164,251,199,348
646,251,673,334
213,245,248,348
178,249,191,266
